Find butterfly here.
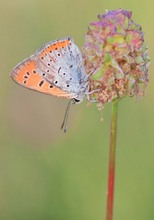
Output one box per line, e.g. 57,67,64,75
10,37,90,131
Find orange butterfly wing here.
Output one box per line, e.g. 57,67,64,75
10,57,74,99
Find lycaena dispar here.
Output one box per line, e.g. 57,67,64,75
10,37,90,131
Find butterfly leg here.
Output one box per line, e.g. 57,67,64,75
84,67,98,82
86,89,101,103
86,89,101,95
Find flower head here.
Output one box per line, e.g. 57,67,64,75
83,9,150,108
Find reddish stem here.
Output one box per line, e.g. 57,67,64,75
106,100,118,220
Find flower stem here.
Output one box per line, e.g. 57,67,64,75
106,100,118,220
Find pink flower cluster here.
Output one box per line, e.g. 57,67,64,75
83,9,150,108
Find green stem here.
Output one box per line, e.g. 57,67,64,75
106,100,118,220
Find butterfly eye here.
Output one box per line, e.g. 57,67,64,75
73,99,81,103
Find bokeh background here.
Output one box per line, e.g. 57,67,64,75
0,0,153,220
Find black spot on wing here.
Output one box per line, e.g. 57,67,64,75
39,80,44,87
58,67,61,73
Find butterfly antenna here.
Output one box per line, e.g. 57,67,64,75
61,99,74,132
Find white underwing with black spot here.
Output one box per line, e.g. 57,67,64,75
33,37,89,101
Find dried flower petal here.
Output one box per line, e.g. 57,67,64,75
83,9,150,108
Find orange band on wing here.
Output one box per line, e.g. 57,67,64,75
10,58,74,99
39,39,71,58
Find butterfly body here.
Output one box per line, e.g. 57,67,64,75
10,37,89,102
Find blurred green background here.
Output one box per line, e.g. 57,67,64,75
0,0,153,220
